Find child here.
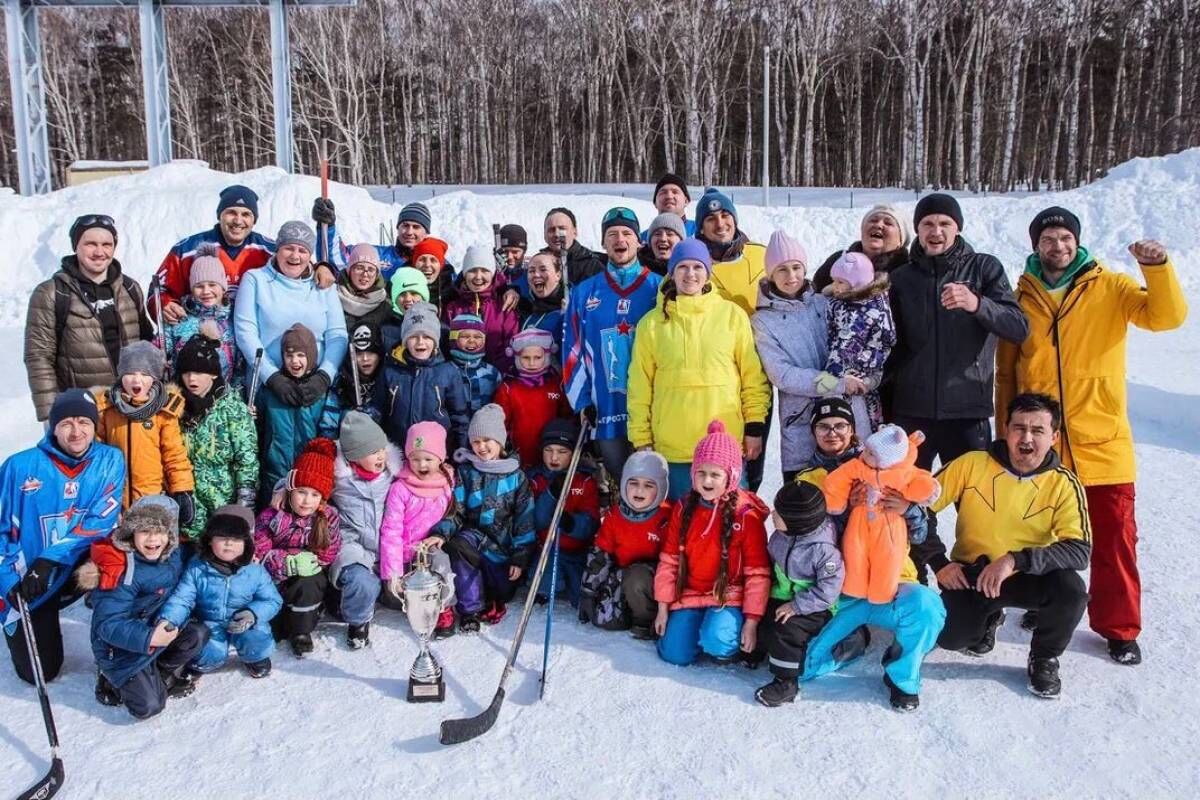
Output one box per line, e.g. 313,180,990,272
381,266,430,355
379,421,458,637
258,323,333,505
164,242,239,387
330,412,404,649
580,450,672,637
822,424,939,604
443,245,520,374
80,495,210,719
94,341,195,520
433,404,535,632
322,321,385,432
653,420,770,666
493,328,570,469
528,419,600,607
754,481,843,707
253,438,343,657
175,331,258,542
448,312,501,415
817,251,897,431
158,505,282,678
377,301,469,451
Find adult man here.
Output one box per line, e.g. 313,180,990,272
563,208,662,478
812,204,913,293
25,215,154,422
313,199,450,280
497,223,528,277
153,185,278,321
544,207,606,286
931,393,1090,699
637,212,685,275
1,390,125,684
694,187,765,317
996,208,1187,665
639,173,696,242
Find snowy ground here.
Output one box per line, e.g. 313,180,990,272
1,154,1199,798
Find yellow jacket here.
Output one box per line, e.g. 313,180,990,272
628,289,770,463
996,258,1186,486
931,447,1090,572
711,242,766,317
93,385,195,508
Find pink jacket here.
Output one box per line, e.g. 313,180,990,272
253,504,342,583
378,467,454,581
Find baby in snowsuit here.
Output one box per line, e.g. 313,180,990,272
822,425,939,604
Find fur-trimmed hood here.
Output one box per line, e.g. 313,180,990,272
822,271,890,301
76,495,180,591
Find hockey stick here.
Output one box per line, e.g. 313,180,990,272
13,593,65,800
439,421,590,745
246,348,264,407
538,511,562,700
317,140,331,266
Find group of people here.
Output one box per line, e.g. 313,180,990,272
2,173,1185,721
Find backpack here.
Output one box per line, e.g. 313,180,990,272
53,272,155,350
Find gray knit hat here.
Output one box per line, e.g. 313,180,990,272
620,450,669,508
117,340,166,379
276,220,316,253
648,212,686,239
400,301,441,346
339,411,388,462
468,403,507,446
461,244,496,275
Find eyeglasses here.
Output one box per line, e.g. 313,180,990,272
350,263,379,274
814,422,852,435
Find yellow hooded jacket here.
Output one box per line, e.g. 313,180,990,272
711,242,766,317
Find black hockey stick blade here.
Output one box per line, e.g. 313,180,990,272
16,755,64,800
439,688,506,745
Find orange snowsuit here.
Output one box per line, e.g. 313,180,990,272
822,433,939,603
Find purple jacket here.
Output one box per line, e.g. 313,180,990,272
443,284,520,375
253,504,342,582
378,468,454,581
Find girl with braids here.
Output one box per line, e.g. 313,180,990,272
628,239,771,500
652,420,771,666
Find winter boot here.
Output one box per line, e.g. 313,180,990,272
738,649,765,669
160,665,200,699
1019,609,1039,632
629,624,656,641
965,610,1006,657
95,672,122,707
884,674,920,713
881,641,902,666
290,633,314,657
754,676,799,707
347,623,370,650
1027,655,1062,698
433,608,456,639
245,658,273,679
1107,638,1142,666
481,602,507,625
458,614,481,634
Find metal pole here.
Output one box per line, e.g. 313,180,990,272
5,0,52,195
269,0,294,172
139,0,173,167
762,45,769,206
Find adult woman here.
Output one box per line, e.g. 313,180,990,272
627,238,770,500
234,221,348,403
811,204,912,293
336,244,391,333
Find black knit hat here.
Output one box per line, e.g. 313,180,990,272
349,322,384,356
773,481,827,536
69,213,118,250
810,397,854,432
499,224,528,250
1028,206,1081,249
540,417,579,451
201,505,255,566
654,172,690,202
175,330,223,378
546,207,578,229
913,193,964,231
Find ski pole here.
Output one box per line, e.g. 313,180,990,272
557,230,570,307
247,348,264,407
349,347,362,408
150,274,166,353
539,504,564,699
492,223,505,276
14,593,65,800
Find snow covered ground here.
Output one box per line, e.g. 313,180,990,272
1,153,1199,798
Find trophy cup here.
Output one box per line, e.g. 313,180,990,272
398,545,452,703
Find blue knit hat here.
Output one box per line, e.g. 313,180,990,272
398,202,432,232
666,238,713,276
695,187,737,230
216,185,259,220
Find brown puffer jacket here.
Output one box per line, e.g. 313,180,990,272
24,257,151,421
93,384,195,508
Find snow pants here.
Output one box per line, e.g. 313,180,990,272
1085,483,1139,641
195,620,275,671
841,517,908,604
446,530,518,616
335,563,382,626
760,600,832,680
273,573,329,638
537,551,586,608
802,583,945,695
118,622,209,720
657,606,743,666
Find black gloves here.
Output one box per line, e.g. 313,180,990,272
173,492,195,528
14,558,56,605
296,371,331,406
580,407,597,428
549,473,566,498
557,513,576,534
312,197,336,227
266,372,305,407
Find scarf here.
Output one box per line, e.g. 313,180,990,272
397,465,453,498
337,281,388,317
108,381,167,422
450,349,485,368
453,447,521,475
699,230,748,263
618,499,660,523
515,365,551,388
181,379,226,430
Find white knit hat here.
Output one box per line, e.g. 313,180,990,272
864,424,909,469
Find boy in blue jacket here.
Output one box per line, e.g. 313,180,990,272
79,496,209,718
159,505,282,678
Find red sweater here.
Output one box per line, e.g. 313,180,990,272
595,504,671,567
494,375,572,469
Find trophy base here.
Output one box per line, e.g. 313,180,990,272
407,675,445,703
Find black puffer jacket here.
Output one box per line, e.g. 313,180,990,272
885,237,1028,420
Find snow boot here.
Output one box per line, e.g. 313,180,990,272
881,640,902,666
160,665,200,699
884,674,920,713
1019,609,1039,631
458,614,481,634
754,677,799,707
629,624,656,641
245,658,272,679
1027,655,1061,698
965,610,1006,657
290,633,314,657
481,602,507,625
1107,638,1142,666
738,649,765,669
347,623,370,650
95,672,121,707
433,608,456,639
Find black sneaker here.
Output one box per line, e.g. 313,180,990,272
754,677,799,707
95,672,122,707
883,674,920,712
347,623,370,650
1107,638,1142,666
1027,655,1061,698
629,624,656,641
290,634,314,657
965,611,1006,657
245,658,272,679
1019,609,1039,631
458,615,481,634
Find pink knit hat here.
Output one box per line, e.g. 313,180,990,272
690,419,742,493
348,243,381,269
405,421,447,462
189,242,228,290
831,251,875,290
764,230,808,280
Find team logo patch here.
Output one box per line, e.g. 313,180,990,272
707,199,721,211
63,481,79,499
413,436,425,451
616,297,630,314
585,296,601,312
823,561,839,575
21,477,42,494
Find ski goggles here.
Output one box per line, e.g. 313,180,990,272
69,214,118,248
601,206,640,235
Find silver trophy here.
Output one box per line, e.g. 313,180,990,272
397,545,453,703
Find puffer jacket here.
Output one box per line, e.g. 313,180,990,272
493,373,571,469
433,451,536,570
257,379,336,499
767,517,843,617
159,549,281,637
528,465,601,556
330,441,404,583
181,386,258,539
702,233,767,317
443,283,521,375
995,257,1186,486
94,385,195,508
378,466,455,580
628,289,770,463
377,346,469,451
253,504,342,583
164,298,239,385
25,257,151,421
886,237,1028,420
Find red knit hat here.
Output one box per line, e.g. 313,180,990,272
410,237,448,268
690,419,742,494
289,437,337,500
